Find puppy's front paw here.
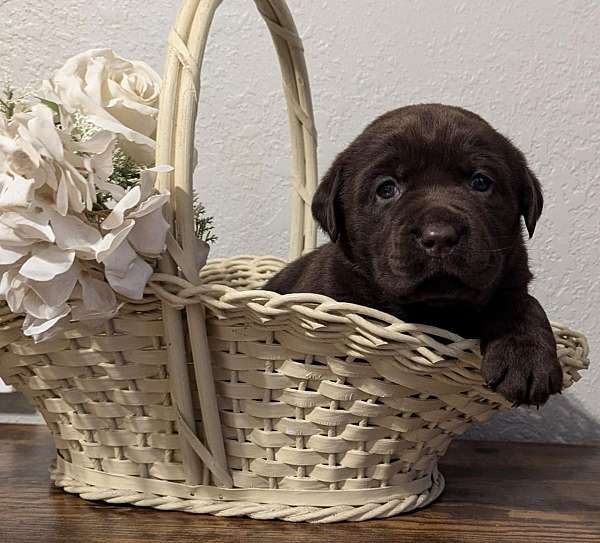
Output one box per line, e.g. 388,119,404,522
481,336,563,406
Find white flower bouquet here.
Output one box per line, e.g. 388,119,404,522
0,49,214,341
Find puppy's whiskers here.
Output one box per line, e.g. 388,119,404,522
469,245,516,254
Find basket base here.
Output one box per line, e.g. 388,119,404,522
50,457,445,523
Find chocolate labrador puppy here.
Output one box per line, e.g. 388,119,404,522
265,104,562,406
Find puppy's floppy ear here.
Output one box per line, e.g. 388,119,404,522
520,166,543,238
312,156,345,242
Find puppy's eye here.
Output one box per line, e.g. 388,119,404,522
376,176,400,200
469,172,494,192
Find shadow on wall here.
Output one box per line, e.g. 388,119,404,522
464,393,600,445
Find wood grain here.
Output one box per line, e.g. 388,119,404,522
1,424,599,543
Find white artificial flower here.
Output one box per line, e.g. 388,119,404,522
0,104,116,215
43,49,161,165
96,168,170,299
0,203,120,340
0,51,175,340
1,264,120,342
0,207,54,266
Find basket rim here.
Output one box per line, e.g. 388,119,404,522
172,254,591,353
144,253,590,407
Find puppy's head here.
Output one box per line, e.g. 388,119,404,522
312,104,542,306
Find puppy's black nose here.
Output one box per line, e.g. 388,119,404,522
418,223,460,256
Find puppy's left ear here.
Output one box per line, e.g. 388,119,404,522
521,166,543,238
311,155,345,242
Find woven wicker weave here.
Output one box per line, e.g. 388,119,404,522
0,0,590,524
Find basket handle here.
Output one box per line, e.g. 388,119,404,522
153,0,318,487
156,0,318,264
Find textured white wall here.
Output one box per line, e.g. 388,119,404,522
1,0,599,443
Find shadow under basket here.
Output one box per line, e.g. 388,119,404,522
0,0,591,524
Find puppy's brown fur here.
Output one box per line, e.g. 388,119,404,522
266,104,562,405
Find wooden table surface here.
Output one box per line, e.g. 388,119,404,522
1,424,600,543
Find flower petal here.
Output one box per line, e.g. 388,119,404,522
127,207,169,257
127,192,170,219
105,98,157,137
62,165,90,213
56,173,69,215
78,273,117,313
0,270,26,313
83,138,124,201
22,307,71,341
23,291,69,320
0,211,54,243
19,246,75,281
74,130,115,154
15,124,43,167
0,174,37,209
0,223,32,246
48,211,102,258
0,135,18,155
138,169,157,201
27,264,79,307
0,245,28,265
100,238,136,277
105,255,152,300
95,220,135,262
101,186,141,230
27,105,64,161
